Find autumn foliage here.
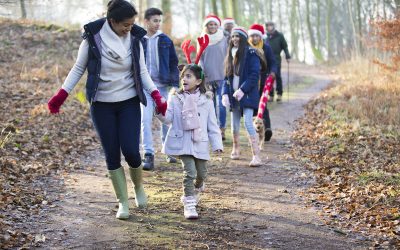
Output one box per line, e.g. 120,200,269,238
0,19,97,248
369,14,400,72
292,15,400,248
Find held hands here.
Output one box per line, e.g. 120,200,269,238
151,89,167,116
233,88,245,101
269,72,276,80
221,94,230,108
48,89,68,114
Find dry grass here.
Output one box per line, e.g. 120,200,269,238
328,58,400,128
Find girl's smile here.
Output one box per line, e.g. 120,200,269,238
231,33,240,47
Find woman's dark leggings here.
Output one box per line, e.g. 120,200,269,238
90,97,142,170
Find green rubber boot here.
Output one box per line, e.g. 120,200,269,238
129,166,148,208
108,167,129,219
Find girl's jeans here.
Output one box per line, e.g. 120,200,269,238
231,102,256,136
180,155,207,197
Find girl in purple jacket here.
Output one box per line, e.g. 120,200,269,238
157,64,223,219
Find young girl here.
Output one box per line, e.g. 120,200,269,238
222,27,263,167
157,64,223,219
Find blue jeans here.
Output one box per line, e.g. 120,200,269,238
90,97,142,170
231,102,256,136
207,80,226,129
140,86,170,155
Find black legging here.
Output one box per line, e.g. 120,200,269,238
90,97,142,170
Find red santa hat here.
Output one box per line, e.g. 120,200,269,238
248,24,265,37
222,17,235,26
203,14,221,27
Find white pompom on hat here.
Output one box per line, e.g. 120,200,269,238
231,26,248,39
203,14,221,27
222,17,235,26
248,23,265,37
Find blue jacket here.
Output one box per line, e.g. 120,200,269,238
82,18,148,106
260,42,278,89
223,46,260,110
141,34,179,88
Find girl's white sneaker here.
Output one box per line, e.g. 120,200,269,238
182,196,198,219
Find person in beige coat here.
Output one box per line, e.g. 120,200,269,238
157,64,223,219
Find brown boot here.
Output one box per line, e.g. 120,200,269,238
248,135,263,167
231,133,240,160
220,128,226,141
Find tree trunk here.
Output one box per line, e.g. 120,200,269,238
211,0,218,16
20,0,26,19
316,0,321,51
395,0,400,12
162,0,172,36
232,0,240,24
356,0,363,53
278,0,283,29
325,0,333,61
199,0,206,26
305,0,323,61
289,0,299,60
137,0,146,25
347,0,360,56
297,0,306,62
269,0,273,21
221,0,227,18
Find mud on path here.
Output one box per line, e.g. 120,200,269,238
38,63,368,249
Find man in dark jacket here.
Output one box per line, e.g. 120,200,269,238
265,21,290,102
141,8,180,170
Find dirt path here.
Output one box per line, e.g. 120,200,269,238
39,63,368,249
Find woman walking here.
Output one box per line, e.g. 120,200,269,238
222,27,263,166
47,0,167,219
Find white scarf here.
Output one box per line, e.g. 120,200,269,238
99,21,131,62
201,28,224,45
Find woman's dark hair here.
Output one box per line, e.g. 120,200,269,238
179,64,206,94
107,0,138,23
224,34,248,77
144,8,163,20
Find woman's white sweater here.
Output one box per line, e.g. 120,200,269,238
62,21,156,102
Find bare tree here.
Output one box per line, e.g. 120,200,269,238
325,0,333,60
231,0,240,24
297,0,306,62
20,0,26,18
211,0,218,15
289,0,299,60
162,0,172,36
221,0,228,18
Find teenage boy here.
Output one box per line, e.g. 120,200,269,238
141,8,180,170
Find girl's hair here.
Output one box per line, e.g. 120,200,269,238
107,0,138,23
179,64,206,94
224,34,248,77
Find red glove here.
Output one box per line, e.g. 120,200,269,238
48,89,68,114
151,89,167,116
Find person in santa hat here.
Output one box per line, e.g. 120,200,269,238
222,17,236,37
248,23,277,142
198,14,229,140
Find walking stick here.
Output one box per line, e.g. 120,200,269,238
287,60,290,102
